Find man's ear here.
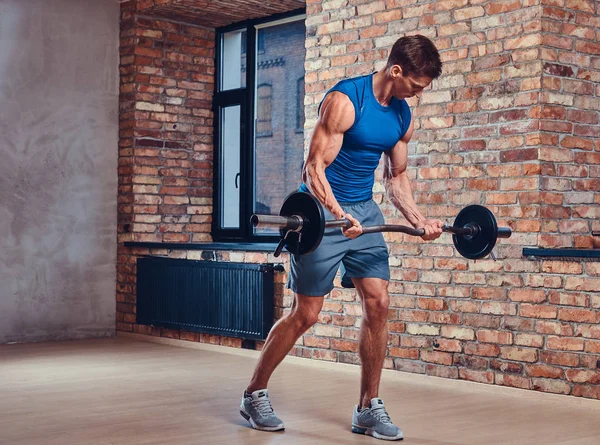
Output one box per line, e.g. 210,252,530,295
390,64,404,79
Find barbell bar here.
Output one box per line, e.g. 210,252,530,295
252,214,479,237
250,191,512,259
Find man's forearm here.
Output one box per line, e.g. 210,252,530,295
303,163,345,219
385,173,426,227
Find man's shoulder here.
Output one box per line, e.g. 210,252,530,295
328,74,371,104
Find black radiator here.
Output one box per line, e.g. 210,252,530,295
136,257,276,340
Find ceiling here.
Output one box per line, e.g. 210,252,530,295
137,0,305,28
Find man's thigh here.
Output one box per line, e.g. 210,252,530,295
286,215,350,297
341,200,390,286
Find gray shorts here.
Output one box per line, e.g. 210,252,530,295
286,199,390,296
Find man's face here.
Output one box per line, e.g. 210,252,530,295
390,65,432,100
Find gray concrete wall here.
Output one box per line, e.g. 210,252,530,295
0,0,119,343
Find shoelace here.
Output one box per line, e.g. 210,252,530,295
252,398,275,417
370,406,392,424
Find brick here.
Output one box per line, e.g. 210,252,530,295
406,324,440,336
332,314,356,327
515,333,544,348
504,34,541,50
389,347,420,359
573,385,600,400
496,374,531,390
526,364,564,379
473,287,506,300
464,343,500,357
454,354,488,370
453,6,485,21
429,313,462,324
540,350,580,367
508,289,547,303
436,339,462,353
436,0,469,11
576,40,600,55
548,291,589,306
462,314,500,329
417,298,447,311
477,330,513,345
441,326,475,340
547,336,585,351
500,346,538,362
459,369,494,384
314,324,341,338
585,341,600,353
533,378,572,395
491,359,524,374
401,336,431,349
394,359,426,374
404,3,436,18
331,339,358,353
421,350,454,366
565,370,600,384
481,302,517,316
558,308,600,323
520,304,558,319
467,70,503,85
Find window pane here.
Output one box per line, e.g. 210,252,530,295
254,19,306,234
221,105,241,228
221,30,246,90
256,84,272,136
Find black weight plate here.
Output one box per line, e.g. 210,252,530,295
279,192,325,256
452,205,498,260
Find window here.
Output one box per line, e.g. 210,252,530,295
213,11,306,242
256,84,272,136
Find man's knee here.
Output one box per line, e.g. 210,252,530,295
290,294,323,331
365,296,390,322
361,283,390,323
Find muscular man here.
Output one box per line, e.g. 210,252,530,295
240,35,444,441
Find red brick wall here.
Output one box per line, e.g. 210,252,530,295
118,5,308,345
118,0,600,400
119,2,215,246
117,1,291,344
539,2,600,250
299,0,600,399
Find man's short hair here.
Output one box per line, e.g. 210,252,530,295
387,35,442,79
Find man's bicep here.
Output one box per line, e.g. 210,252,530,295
386,140,408,178
385,114,414,177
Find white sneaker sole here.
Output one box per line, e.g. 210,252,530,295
352,424,404,441
240,407,284,432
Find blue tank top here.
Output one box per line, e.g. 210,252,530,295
300,73,412,203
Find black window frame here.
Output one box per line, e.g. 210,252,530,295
212,8,305,244
296,76,305,133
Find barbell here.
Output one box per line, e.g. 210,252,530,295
251,191,512,259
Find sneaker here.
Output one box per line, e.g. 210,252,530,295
240,389,285,432
352,397,404,441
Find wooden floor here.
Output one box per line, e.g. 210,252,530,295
1,335,600,445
